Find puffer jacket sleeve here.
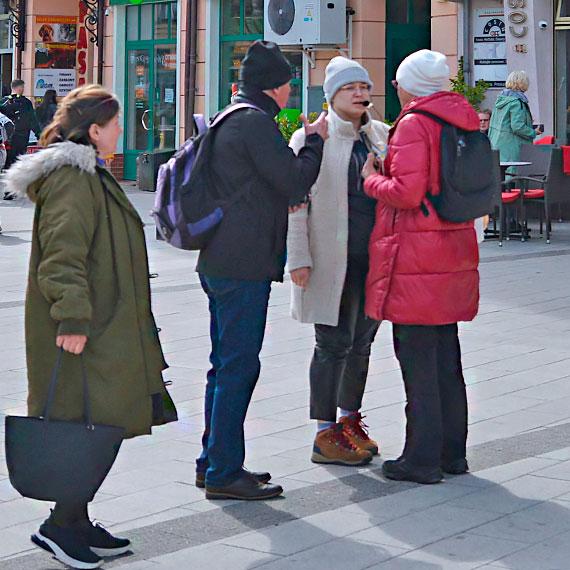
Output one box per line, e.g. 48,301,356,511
510,101,536,142
287,128,313,271
243,111,324,203
364,117,431,209
36,168,97,336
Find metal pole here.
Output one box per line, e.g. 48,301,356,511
97,0,105,84
185,0,198,138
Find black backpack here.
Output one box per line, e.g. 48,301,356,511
402,110,498,223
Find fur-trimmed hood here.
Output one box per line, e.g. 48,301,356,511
4,141,97,200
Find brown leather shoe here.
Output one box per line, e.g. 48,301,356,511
311,423,372,466
340,412,379,455
196,469,271,488
205,472,283,500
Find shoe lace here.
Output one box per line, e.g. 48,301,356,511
330,424,358,451
344,414,371,441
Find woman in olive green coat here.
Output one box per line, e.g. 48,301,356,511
488,70,541,174
5,85,176,570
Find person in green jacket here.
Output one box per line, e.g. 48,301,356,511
488,70,542,174
4,85,177,570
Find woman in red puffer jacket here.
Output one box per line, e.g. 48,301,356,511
362,50,480,485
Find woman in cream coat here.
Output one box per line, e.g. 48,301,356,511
287,57,390,467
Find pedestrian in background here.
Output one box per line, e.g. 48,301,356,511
0,79,41,174
478,108,492,137
193,40,327,500
4,84,176,569
362,50,480,485
36,88,58,131
488,71,542,174
287,57,389,467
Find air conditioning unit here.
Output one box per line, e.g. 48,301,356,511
264,0,346,46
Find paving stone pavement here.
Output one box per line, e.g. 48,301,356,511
1,187,570,570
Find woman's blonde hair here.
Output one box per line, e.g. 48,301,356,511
40,84,120,148
505,70,530,92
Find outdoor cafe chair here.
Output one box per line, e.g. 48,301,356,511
509,148,567,244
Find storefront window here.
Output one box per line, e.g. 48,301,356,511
387,1,408,24
222,0,241,36
220,0,303,112
155,3,170,40
244,0,263,35
558,0,570,19
0,18,10,50
141,4,153,40
126,6,138,41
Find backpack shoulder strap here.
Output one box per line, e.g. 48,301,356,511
210,102,265,128
401,109,449,126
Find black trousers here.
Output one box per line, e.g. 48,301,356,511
392,323,468,467
309,255,380,421
5,135,28,171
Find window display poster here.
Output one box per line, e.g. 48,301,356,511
34,69,77,97
473,8,508,88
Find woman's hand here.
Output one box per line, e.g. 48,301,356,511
56,334,87,355
362,153,380,180
290,267,311,291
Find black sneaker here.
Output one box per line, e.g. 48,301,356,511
31,520,103,569
80,522,131,557
382,458,443,484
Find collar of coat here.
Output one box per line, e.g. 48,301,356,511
3,141,98,199
327,106,376,140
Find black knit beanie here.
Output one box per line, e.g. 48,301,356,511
239,40,292,90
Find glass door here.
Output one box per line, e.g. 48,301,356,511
153,45,177,151
124,1,178,180
125,48,152,179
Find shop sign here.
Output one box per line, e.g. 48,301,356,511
34,69,76,96
473,8,508,88
33,15,78,97
77,1,89,86
507,0,528,38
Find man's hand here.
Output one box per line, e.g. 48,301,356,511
56,334,87,355
362,152,380,180
290,267,311,291
302,112,329,141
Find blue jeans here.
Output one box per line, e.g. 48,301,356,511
197,274,271,486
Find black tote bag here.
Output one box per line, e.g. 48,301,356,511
4,349,125,503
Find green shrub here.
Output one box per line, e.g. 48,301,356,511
450,57,490,111
277,112,318,142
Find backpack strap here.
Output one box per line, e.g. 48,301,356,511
399,109,450,218
210,102,265,128
400,109,449,126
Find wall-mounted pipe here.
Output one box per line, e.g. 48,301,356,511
184,0,198,138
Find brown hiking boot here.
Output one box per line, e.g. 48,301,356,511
340,413,379,455
311,423,373,466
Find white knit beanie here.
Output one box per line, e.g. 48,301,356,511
323,56,373,105
396,50,450,97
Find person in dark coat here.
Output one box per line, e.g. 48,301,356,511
0,79,41,172
5,85,176,570
362,50,480,485
36,88,58,130
192,40,327,500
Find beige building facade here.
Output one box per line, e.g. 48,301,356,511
9,0,515,181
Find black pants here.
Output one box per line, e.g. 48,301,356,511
392,323,468,467
5,135,28,170
309,255,380,421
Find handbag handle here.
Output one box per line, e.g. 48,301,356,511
42,348,94,430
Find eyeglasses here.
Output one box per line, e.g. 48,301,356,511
391,80,398,89
339,84,371,94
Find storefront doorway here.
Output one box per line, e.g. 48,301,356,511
123,1,177,180
555,0,570,144
385,0,431,122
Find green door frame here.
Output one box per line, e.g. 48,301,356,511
123,2,177,180
218,0,301,112
385,0,431,122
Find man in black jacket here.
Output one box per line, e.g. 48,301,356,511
195,41,327,500
0,79,41,172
